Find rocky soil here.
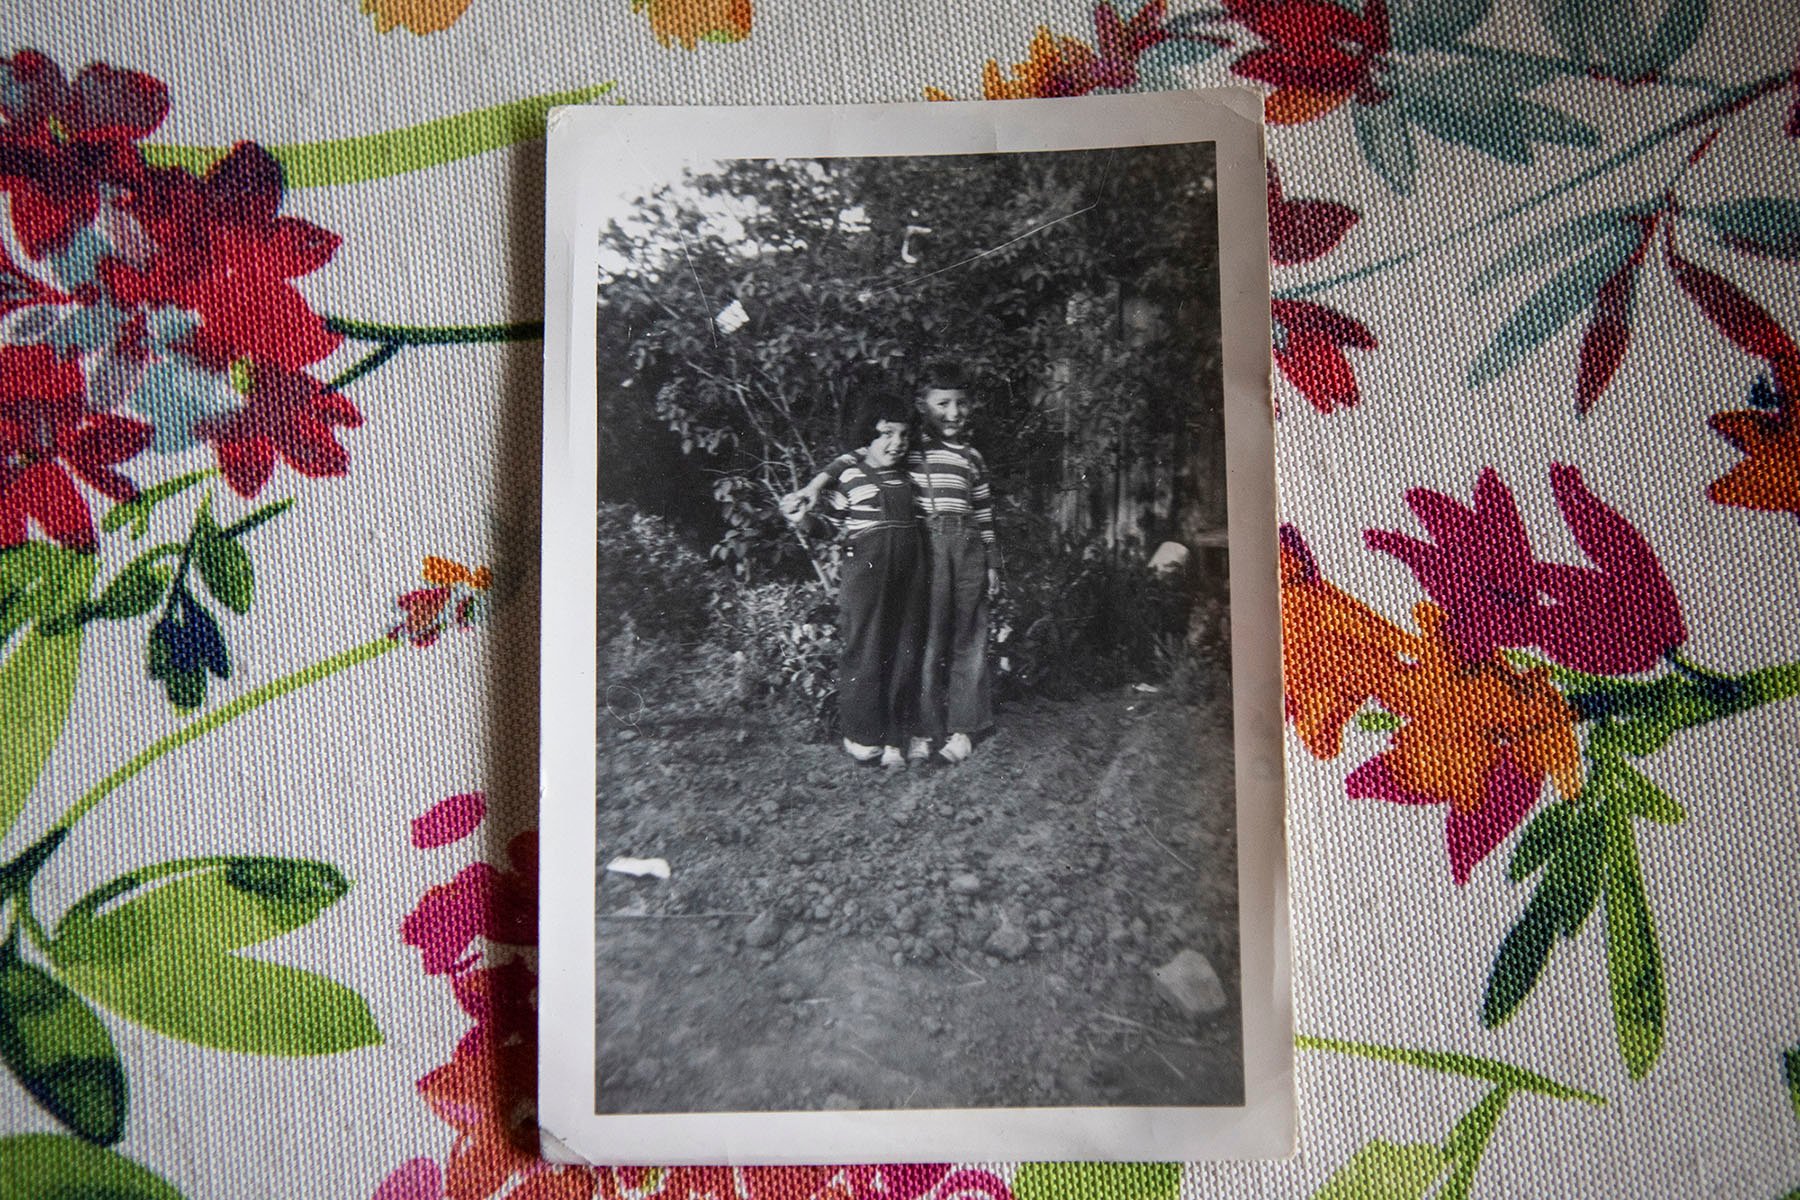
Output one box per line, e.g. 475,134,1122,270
594,671,1243,1114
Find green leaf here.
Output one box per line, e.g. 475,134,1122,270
1602,808,1665,1079
53,858,352,966
93,560,172,622
1312,1141,1446,1199
1507,804,1567,882
1647,0,1708,75
1534,0,1649,79
219,497,293,541
1472,208,1643,292
0,1134,183,1200
101,471,215,540
192,525,253,615
1355,709,1405,733
1483,887,1562,1028
143,82,615,188
1784,1043,1800,1123
0,614,89,843
1013,1163,1181,1200
1388,0,1495,51
0,544,93,650
1439,1087,1512,1200
1696,198,1800,261
1467,234,1637,387
1395,59,1597,167
1295,1035,1607,1105
0,943,125,1145
52,953,380,1057
48,858,377,1057
1353,100,1417,196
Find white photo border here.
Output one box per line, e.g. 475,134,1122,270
538,91,1290,1165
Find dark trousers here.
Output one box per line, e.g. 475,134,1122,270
838,526,925,747
919,519,992,738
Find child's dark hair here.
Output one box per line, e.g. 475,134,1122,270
850,390,913,449
915,356,973,396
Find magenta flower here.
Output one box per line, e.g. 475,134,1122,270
1365,464,1686,675
412,791,488,849
400,831,536,975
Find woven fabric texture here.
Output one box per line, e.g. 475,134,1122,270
1,1,1798,1197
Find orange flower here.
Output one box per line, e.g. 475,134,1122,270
423,555,494,591
362,0,474,34
635,0,754,49
1278,525,1417,759
982,27,1100,99
1708,408,1800,515
1375,604,1581,815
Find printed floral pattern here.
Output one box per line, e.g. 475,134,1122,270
3,2,1798,1198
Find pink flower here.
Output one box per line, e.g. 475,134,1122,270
1348,750,1545,887
401,832,536,975
1365,464,1686,675
371,1159,445,1200
413,791,488,849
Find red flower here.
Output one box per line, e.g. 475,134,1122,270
1268,160,1358,266
1271,297,1375,414
193,360,360,497
0,343,149,549
102,142,341,373
1225,0,1390,124
1365,465,1686,675
1092,0,1176,88
0,50,167,259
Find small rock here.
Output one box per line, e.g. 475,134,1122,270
922,1016,943,1036
758,949,777,964
759,800,779,820
744,911,781,948
1152,948,1228,1019
793,848,815,865
894,908,920,933
926,925,958,952
948,873,983,896
777,982,800,1002
687,961,705,977
880,935,901,954
1130,917,1150,941
892,951,906,967
812,901,834,922
984,913,1032,961
616,728,639,743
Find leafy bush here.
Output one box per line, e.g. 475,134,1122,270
992,523,1201,699
715,580,840,729
597,502,717,645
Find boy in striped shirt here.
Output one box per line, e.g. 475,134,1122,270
786,361,999,765
782,392,926,769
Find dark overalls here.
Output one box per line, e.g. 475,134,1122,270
837,466,925,747
918,511,993,739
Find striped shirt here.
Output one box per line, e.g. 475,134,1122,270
817,459,914,540
908,436,995,547
822,436,996,548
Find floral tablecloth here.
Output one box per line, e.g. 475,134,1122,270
1,1,1798,1197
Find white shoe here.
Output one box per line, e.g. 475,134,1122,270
881,746,906,769
939,732,973,764
907,737,933,762
843,738,882,762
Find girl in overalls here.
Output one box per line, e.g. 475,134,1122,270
783,392,926,768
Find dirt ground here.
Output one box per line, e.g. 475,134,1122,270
594,667,1243,1114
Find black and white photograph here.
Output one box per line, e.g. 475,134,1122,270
538,94,1289,1164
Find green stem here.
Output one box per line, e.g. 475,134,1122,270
1276,70,1791,302
1448,42,1733,99
325,316,544,346
47,637,399,838
327,342,401,392
1296,1034,1608,1105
